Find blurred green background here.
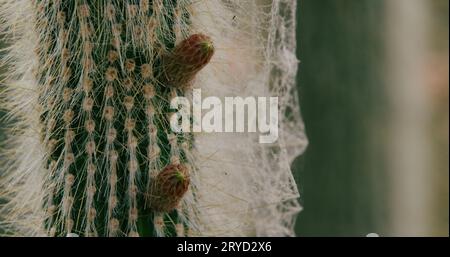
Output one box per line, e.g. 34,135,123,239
294,0,448,236
294,0,386,237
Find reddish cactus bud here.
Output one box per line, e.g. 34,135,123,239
146,164,190,212
161,33,214,89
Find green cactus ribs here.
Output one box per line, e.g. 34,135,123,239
33,0,214,237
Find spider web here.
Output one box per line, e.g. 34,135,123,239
186,0,307,236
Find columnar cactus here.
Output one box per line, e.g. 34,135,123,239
1,0,306,237
2,0,213,237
